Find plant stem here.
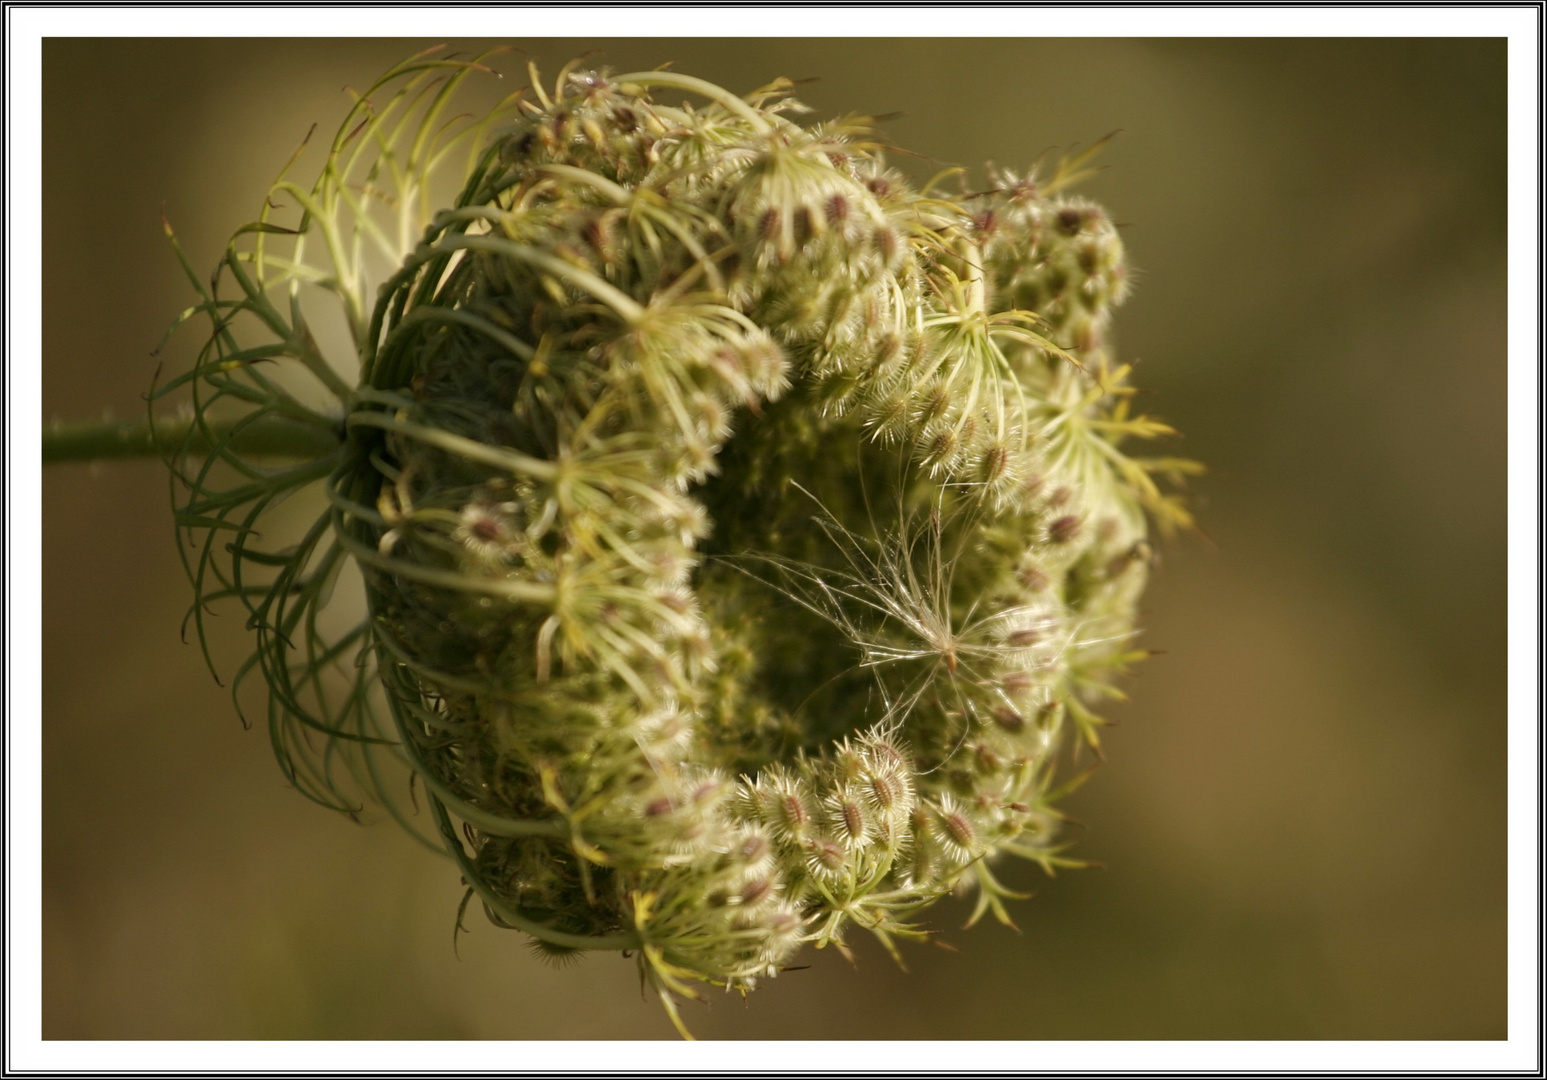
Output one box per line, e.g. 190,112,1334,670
42,414,343,465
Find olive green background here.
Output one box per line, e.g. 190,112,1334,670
41,38,1507,1039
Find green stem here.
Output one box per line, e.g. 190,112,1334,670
429,795,639,953
612,71,772,133
42,414,343,465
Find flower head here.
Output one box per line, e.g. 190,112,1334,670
158,49,1190,1037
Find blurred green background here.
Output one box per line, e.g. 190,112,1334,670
41,38,1506,1039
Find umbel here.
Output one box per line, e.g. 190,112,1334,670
108,49,1195,1037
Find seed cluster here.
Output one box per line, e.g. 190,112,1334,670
162,51,1193,1036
